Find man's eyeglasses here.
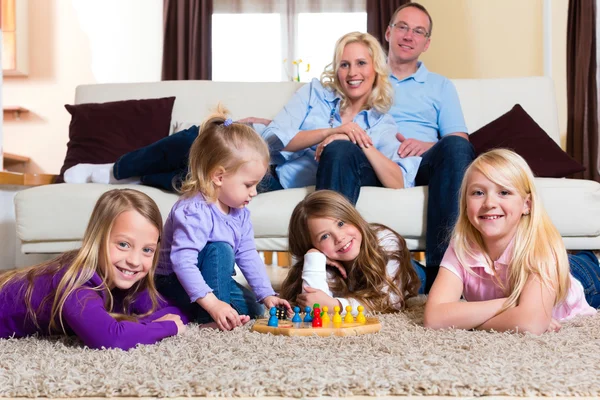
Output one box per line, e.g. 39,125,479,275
389,23,430,38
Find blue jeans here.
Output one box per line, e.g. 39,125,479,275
155,242,264,323
114,126,199,192
257,166,284,193
416,135,475,291
412,259,427,295
315,140,382,204
569,251,600,308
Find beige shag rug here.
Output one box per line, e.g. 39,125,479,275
1,296,599,398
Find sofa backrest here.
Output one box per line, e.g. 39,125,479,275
76,76,560,144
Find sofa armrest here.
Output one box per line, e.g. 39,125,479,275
0,171,58,186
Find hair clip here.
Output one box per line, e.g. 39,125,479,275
223,118,233,127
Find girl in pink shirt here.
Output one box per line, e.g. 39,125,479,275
424,149,597,334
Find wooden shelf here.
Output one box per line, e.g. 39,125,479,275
3,106,29,119
0,171,57,186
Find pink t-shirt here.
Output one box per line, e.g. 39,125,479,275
440,241,596,321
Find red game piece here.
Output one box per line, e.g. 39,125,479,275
312,307,323,327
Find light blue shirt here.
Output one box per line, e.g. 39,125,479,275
389,62,468,143
261,78,421,189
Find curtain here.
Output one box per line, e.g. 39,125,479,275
366,0,410,53
566,0,599,181
162,0,213,81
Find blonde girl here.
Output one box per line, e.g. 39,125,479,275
0,189,187,350
424,149,598,334
155,105,291,331
280,190,424,314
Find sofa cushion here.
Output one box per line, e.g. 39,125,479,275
58,97,176,182
469,104,585,178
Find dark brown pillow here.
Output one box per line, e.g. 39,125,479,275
58,97,176,182
469,104,585,178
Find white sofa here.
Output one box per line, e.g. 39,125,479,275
14,77,600,256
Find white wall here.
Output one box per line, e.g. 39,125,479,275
2,0,162,174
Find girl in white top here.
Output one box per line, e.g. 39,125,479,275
279,190,424,314
424,149,597,334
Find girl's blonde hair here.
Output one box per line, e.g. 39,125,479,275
179,104,270,201
453,149,571,312
280,190,420,312
320,32,394,114
0,189,164,334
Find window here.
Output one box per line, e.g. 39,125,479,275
212,1,366,82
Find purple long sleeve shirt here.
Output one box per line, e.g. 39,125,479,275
156,193,275,303
0,267,188,350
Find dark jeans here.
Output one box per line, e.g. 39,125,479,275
257,166,284,194
155,242,264,323
114,125,199,192
569,251,600,308
415,135,475,291
315,140,383,203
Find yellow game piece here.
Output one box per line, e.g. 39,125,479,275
332,305,342,326
322,306,331,325
356,305,366,324
344,305,354,323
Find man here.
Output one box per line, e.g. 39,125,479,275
385,3,474,291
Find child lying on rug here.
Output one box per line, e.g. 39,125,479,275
154,105,291,331
279,190,425,315
424,149,598,334
0,189,188,350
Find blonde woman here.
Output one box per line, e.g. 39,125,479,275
258,31,421,202
424,149,598,334
0,189,187,350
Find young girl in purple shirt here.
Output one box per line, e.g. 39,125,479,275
0,189,187,350
155,105,291,331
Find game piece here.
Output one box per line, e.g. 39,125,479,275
276,305,287,320
344,305,354,323
313,303,321,317
303,306,313,323
332,305,342,326
312,306,322,328
322,306,331,325
356,305,366,324
292,306,302,323
268,307,279,327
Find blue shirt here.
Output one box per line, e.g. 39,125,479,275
261,78,421,189
389,62,468,143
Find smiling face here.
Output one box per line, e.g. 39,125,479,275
106,210,159,290
385,6,431,65
465,170,531,255
214,155,267,213
307,217,362,263
336,41,376,107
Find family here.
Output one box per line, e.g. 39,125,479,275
1,3,599,350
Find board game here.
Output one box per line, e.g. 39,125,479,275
250,304,382,337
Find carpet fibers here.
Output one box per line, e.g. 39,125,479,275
1,297,599,398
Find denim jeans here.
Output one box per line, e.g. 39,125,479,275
315,140,383,204
114,126,199,192
412,259,427,295
257,166,284,194
155,242,264,323
416,135,475,291
569,251,600,308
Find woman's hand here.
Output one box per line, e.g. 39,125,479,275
153,313,187,334
336,122,372,148
296,286,339,310
315,133,350,161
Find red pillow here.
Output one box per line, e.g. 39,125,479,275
469,104,585,178
58,97,176,182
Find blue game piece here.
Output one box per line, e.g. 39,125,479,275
268,307,279,327
303,306,313,323
292,306,302,323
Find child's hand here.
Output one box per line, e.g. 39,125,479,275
546,318,562,333
306,248,347,278
209,299,248,331
153,313,187,334
263,295,293,318
297,286,338,310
